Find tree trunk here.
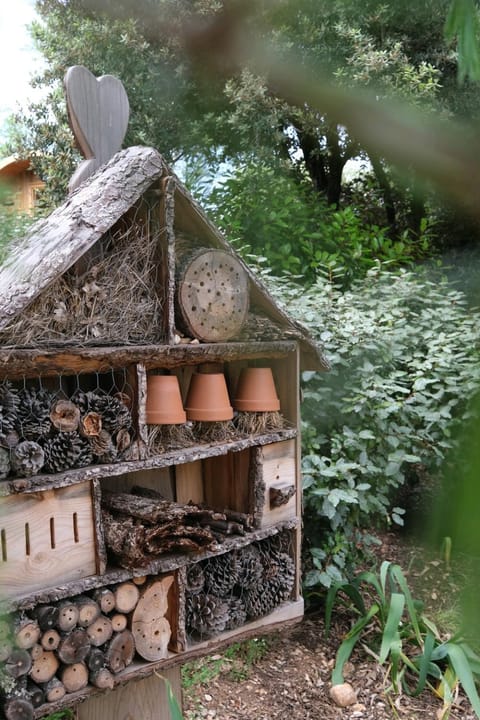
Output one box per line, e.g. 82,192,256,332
370,155,398,237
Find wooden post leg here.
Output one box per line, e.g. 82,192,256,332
76,666,183,720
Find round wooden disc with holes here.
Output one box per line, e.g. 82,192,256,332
177,249,249,342
131,577,173,661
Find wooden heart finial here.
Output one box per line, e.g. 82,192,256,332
65,65,130,193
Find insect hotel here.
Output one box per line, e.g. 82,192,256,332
0,67,327,719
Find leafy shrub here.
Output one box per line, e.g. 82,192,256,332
204,160,431,287
0,183,37,263
269,266,480,588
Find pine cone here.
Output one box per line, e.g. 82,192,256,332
0,381,19,441
50,399,80,433
186,563,205,595
0,446,11,480
90,429,117,463
70,389,98,415
43,432,85,473
80,412,102,438
237,544,263,589
203,552,239,597
75,439,94,468
186,593,229,638
17,387,55,441
225,597,247,630
243,549,295,619
11,441,45,477
93,394,131,434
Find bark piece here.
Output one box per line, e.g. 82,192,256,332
86,615,113,647
59,661,89,693
130,577,173,661
57,628,90,664
105,630,135,674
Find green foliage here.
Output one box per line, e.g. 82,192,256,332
154,673,184,720
0,184,37,263
445,0,480,83
266,266,480,585
325,560,480,715
205,161,432,286
182,638,269,690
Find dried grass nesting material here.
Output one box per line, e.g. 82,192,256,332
147,423,195,454
191,420,237,444
234,410,286,436
0,220,165,348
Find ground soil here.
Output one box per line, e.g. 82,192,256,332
182,531,477,720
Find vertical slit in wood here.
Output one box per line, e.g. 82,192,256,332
50,517,56,549
25,523,30,556
73,512,79,543
1,529,6,561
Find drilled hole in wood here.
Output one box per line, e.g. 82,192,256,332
73,512,79,543
50,517,56,549
1,529,7,561
25,522,30,556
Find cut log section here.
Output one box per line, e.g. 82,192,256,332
5,649,32,679
176,248,249,342
31,606,59,632
40,629,61,652
59,662,89,693
29,650,59,684
105,630,135,674
86,615,113,647
89,667,115,690
57,628,90,665
42,676,66,703
56,601,80,632
130,577,173,661
92,588,116,614
14,619,40,650
26,680,45,708
4,697,34,720
75,596,101,628
113,582,140,614
110,613,127,633
86,647,105,673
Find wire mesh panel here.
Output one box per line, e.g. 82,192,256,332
0,368,136,481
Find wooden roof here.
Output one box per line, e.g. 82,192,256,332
0,146,328,371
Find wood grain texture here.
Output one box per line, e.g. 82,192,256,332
65,66,130,192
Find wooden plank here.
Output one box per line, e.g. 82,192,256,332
257,440,297,529
0,341,298,380
0,482,97,598
203,449,250,514
76,665,182,720
0,428,297,497
175,461,204,504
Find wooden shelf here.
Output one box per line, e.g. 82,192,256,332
2,519,299,613
0,428,297,496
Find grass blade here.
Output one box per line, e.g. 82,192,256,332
332,604,380,685
445,642,480,717
390,564,423,645
379,592,405,664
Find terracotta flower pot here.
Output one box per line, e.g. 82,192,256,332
146,375,187,425
185,373,233,422
233,367,280,412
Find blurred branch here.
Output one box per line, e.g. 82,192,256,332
82,0,480,217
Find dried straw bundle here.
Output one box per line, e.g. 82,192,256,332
234,411,286,436
147,423,195,454
0,219,164,348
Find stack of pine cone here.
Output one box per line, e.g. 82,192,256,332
0,381,133,480
185,534,295,639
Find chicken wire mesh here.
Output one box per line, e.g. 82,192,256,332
185,532,296,641
0,368,136,480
